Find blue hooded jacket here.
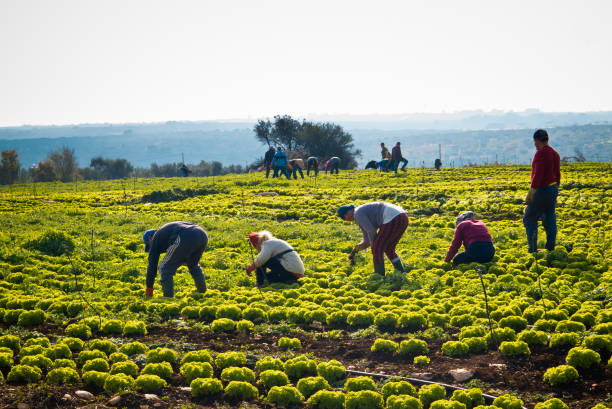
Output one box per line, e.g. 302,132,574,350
273,149,288,167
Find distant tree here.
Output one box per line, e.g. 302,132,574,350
33,161,57,182
254,119,273,147
211,161,223,176
89,157,133,180
48,146,77,182
0,149,20,185
297,121,361,168
271,115,301,151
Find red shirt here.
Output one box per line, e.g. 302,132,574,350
531,145,561,189
445,219,492,262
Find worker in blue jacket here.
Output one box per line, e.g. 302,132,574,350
272,146,291,179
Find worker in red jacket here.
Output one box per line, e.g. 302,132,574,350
523,129,561,253
445,211,494,265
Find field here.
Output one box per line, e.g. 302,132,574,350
0,164,610,409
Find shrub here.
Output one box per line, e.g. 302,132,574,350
135,374,167,393
430,400,466,409
344,376,377,392
256,356,285,372
198,305,218,323
104,373,134,393
398,339,428,356
534,398,569,409
451,388,485,409
345,390,384,409
387,394,423,409
21,354,53,371
215,351,246,370
450,314,475,328
259,369,290,389
110,361,139,377
82,358,110,373
347,311,375,328
498,316,527,332
243,307,266,323
181,306,200,319
23,337,51,348
583,335,612,354
18,344,45,358
109,352,128,364
492,394,524,409
442,341,469,357
267,385,305,407
305,309,328,324
327,310,349,328
17,309,46,327
284,355,317,380
224,380,258,401
53,358,76,369
0,334,21,353
7,364,42,383
46,367,79,385
26,230,75,256
399,312,428,331
414,355,430,366
216,304,242,320
297,376,330,399
306,390,346,409
119,341,149,356
181,349,213,365
82,370,109,388
66,301,85,317
78,349,107,365
82,317,102,333
101,319,123,335
141,362,173,379
4,309,25,325
279,337,302,350
555,320,586,333
44,344,72,360
89,339,118,355
534,319,558,332
381,380,417,400
499,341,531,357
464,337,488,354
180,362,214,383
549,333,581,349
211,318,237,332
59,337,84,352
565,347,601,370
459,326,486,340
375,311,399,332
65,322,91,339
236,319,254,332
191,377,223,397
418,384,446,409
485,328,516,347
220,366,256,383
371,338,399,354
317,359,346,384
517,330,548,346
123,320,147,336
147,347,178,364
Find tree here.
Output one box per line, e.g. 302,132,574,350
0,149,20,185
33,161,57,182
254,120,273,147
271,115,301,151
297,121,361,168
48,147,77,182
89,157,133,180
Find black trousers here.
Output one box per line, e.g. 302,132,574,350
453,241,495,265
256,257,299,286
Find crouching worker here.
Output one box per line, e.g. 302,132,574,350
338,202,409,276
444,211,495,265
143,221,208,297
246,231,305,286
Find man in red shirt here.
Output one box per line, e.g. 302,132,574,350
523,129,561,253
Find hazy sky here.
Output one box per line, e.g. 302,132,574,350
1,0,611,126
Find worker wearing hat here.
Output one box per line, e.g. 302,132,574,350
338,202,409,276
143,221,208,297
246,231,305,286
445,211,495,265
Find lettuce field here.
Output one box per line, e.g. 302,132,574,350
0,163,610,409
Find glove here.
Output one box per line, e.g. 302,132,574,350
246,263,255,276
145,287,154,297
525,188,536,205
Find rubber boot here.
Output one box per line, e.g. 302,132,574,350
391,257,405,272
373,263,385,276
192,271,207,293
160,278,174,298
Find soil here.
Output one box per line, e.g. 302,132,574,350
1,324,610,409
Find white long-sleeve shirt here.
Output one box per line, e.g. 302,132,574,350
253,238,305,275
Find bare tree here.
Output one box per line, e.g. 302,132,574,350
48,146,77,182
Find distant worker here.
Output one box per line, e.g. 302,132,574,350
143,221,208,298
391,142,408,173
434,158,442,170
380,143,391,160
264,146,276,178
246,231,305,286
524,129,560,253
445,211,495,265
288,158,304,179
337,202,409,276
307,156,319,176
272,146,291,179
179,163,192,177
365,160,378,170
325,156,340,174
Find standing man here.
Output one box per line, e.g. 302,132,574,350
272,146,290,179
307,156,319,176
143,221,208,298
391,142,408,173
337,202,409,276
264,146,276,178
524,129,560,253
380,143,390,160
325,156,340,174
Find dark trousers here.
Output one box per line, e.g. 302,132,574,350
453,241,495,265
523,184,558,252
265,161,273,178
292,167,304,179
327,164,339,174
159,227,208,297
307,160,318,176
392,157,408,173
273,165,291,179
256,257,299,286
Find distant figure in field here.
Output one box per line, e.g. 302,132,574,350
445,211,495,265
143,221,208,298
524,129,561,253
380,143,391,160
246,231,305,286
325,156,340,174
337,202,409,276
307,156,319,176
365,160,378,170
272,146,291,179
179,163,192,177
434,158,442,170
287,158,304,179
391,142,408,173
264,146,276,178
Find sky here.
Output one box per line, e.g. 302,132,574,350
1,0,611,126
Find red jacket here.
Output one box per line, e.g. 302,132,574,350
445,219,492,262
531,145,560,189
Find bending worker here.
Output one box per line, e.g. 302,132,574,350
444,211,495,265
246,231,305,286
325,156,340,174
338,202,409,276
143,221,208,297
307,156,319,176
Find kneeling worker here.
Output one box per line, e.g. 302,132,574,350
246,231,305,286
143,221,208,297
444,211,495,265
338,202,409,275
